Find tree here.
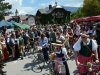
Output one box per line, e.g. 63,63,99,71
82,0,100,16
70,8,84,20
0,0,12,21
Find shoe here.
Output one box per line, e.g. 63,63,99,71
2,64,6,66
21,57,23,60
0,70,7,73
13,58,16,60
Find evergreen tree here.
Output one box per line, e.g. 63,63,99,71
0,0,12,21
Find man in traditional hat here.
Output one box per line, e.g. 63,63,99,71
73,31,99,75
50,43,70,75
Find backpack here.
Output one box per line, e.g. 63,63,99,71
9,38,14,47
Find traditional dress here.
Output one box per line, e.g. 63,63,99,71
1,42,9,60
19,36,25,59
54,48,70,75
50,32,56,43
73,39,98,74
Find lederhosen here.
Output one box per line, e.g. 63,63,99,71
50,32,56,43
55,50,70,75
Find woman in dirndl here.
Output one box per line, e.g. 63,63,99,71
1,38,9,61
51,43,70,75
73,31,99,75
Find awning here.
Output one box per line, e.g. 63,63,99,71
0,20,13,27
22,24,30,29
14,22,25,29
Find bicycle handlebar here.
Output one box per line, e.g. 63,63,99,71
52,59,67,65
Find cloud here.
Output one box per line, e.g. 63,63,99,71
39,1,56,8
39,3,49,7
19,10,27,15
31,0,35,4
4,0,35,15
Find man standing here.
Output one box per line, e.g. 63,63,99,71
49,28,56,43
19,34,25,59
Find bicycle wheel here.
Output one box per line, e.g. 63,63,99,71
32,57,42,73
49,61,55,75
37,53,45,69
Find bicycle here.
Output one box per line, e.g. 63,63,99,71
78,62,100,75
49,59,68,75
32,46,45,72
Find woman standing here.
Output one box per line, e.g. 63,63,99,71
1,38,9,61
38,33,49,61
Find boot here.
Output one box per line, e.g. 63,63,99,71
23,52,26,57
20,53,23,60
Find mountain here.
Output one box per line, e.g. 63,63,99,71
62,6,79,13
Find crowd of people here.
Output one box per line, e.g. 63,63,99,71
0,22,100,75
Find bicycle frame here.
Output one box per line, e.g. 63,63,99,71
51,60,67,75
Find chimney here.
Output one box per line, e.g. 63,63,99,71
49,5,52,10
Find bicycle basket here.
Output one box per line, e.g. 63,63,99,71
58,64,66,73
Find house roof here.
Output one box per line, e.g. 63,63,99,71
4,16,12,21
19,15,35,20
37,5,70,15
38,9,48,14
19,16,28,20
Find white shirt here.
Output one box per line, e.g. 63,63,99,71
87,30,93,34
56,48,67,55
75,27,80,35
92,30,96,36
56,35,65,42
73,39,98,51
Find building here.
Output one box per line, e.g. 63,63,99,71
19,15,35,25
36,3,71,25
4,9,36,25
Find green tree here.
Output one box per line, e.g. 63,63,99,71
0,0,12,21
70,8,84,20
82,0,100,16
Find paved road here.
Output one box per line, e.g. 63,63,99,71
2,52,78,75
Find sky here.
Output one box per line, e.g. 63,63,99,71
4,0,84,16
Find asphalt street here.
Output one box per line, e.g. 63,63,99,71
2,52,78,75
